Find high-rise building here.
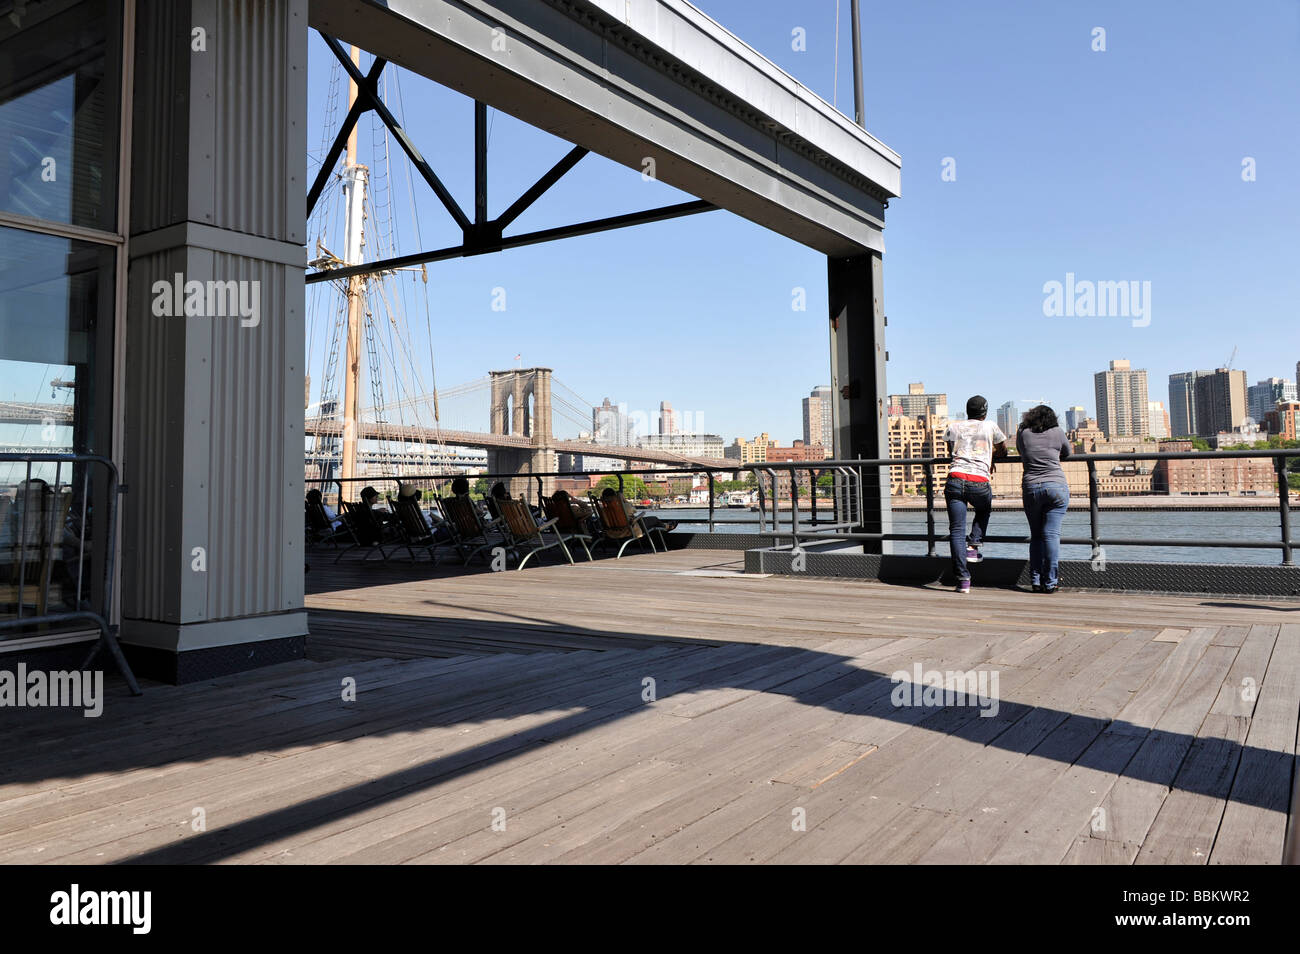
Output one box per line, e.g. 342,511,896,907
1168,370,1212,438
887,382,948,419
996,401,1018,437
1094,359,1150,439
658,400,678,435
802,386,833,453
1147,401,1170,439
592,397,631,445
1193,369,1248,437
1065,406,1087,431
1247,378,1297,423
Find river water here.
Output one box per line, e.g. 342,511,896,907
663,507,1290,565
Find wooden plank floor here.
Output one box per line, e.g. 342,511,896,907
2,548,1297,864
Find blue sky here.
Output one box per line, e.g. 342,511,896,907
305,0,1300,444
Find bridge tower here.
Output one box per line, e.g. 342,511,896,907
488,368,556,498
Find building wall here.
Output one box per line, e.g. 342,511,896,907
1155,457,1277,495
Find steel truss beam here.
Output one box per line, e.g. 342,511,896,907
306,31,715,283
306,200,715,285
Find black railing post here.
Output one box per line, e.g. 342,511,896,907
617,473,624,495
832,468,842,525
770,469,780,536
707,471,715,533
810,469,820,526
1277,455,1293,565
534,474,544,511
790,469,799,547
924,460,937,557
1087,458,1100,554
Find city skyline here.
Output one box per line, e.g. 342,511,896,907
613,345,1297,450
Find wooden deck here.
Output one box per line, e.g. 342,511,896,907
2,548,1298,864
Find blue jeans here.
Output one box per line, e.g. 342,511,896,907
944,477,992,581
1024,481,1070,587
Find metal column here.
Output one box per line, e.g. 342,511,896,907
828,252,891,552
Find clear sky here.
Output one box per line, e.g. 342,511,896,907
305,0,1300,444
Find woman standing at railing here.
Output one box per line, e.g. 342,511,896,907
1017,405,1073,594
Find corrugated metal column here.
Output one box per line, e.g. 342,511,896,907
120,0,309,682
829,252,891,553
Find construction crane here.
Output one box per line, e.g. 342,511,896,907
1224,345,1237,371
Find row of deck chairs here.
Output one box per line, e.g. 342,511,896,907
305,488,669,571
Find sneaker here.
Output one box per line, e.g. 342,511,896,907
1043,584,1059,594
956,580,971,594
966,547,984,564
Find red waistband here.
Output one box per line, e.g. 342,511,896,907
948,472,989,483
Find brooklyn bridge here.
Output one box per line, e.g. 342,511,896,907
300,366,729,479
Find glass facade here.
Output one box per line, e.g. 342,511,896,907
0,0,120,232
0,0,122,634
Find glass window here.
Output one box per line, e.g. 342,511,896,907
0,225,115,629
0,0,121,232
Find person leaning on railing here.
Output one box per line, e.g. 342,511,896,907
1016,404,1072,594
942,395,1007,593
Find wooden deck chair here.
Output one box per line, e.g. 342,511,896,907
388,494,442,564
589,491,665,558
482,492,510,530
305,494,346,548
435,494,502,565
496,495,574,570
335,501,391,563
547,490,594,561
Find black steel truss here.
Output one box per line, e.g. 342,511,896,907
305,31,717,284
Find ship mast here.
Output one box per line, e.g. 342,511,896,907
340,44,368,492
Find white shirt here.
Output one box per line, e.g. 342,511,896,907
944,419,1007,480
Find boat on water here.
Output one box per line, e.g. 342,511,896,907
722,491,755,508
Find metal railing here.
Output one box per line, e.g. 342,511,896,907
307,446,1297,566
0,453,140,694
760,449,1296,566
